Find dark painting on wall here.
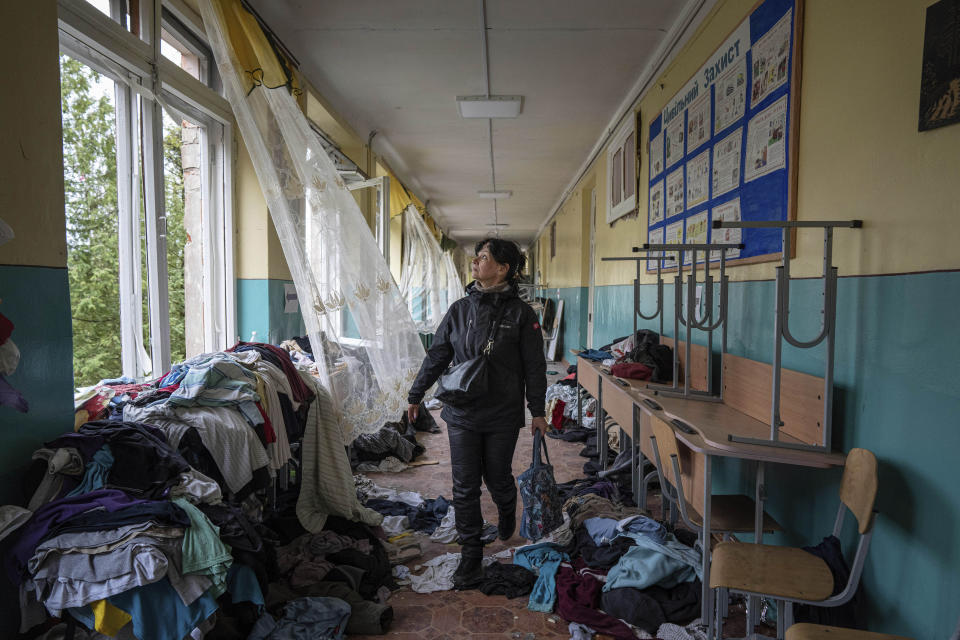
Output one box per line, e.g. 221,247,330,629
919,0,960,131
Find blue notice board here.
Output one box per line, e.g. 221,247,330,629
646,0,800,271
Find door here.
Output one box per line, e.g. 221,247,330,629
587,188,597,348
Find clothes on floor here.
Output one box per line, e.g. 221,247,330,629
568,621,595,640
247,596,350,640
365,496,450,535
603,530,701,591
600,580,701,633
353,476,425,507
563,493,635,531
473,562,537,599
555,563,636,640
68,577,219,640
574,527,636,570
351,426,423,466
405,552,495,594
265,581,392,636
172,497,233,598
513,542,569,612
295,376,383,533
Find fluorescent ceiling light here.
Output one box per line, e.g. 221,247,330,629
457,95,524,118
477,190,512,199
486,223,510,227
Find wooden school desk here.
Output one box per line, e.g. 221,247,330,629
574,354,845,628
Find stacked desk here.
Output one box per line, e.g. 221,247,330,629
574,353,845,626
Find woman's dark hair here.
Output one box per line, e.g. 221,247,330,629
475,238,526,283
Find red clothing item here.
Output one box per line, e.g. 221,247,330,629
255,402,277,444
229,342,315,405
0,312,13,345
555,563,635,639
550,400,566,430
610,362,653,380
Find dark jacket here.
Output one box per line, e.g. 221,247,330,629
408,281,547,431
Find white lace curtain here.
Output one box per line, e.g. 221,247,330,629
199,0,425,440
441,251,464,313
398,204,455,333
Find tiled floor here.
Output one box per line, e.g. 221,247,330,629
353,364,767,639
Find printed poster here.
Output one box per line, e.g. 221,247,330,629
647,227,664,269
664,116,685,169
666,167,685,219
711,198,742,260
750,10,792,108
684,211,709,265
714,58,747,133
686,93,711,153
649,179,665,226
712,128,742,197
686,150,710,208
649,132,664,179
744,95,787,183
664,220,683,266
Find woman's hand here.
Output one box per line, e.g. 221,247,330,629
530,416,549,437
407,403,419,424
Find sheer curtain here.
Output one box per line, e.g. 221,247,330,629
398,204,448,333
441,251,464,312
198,0,425,440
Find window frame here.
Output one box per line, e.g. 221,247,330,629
606,118,637,223
58,0,235,378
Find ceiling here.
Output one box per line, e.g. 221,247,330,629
247,0,702,247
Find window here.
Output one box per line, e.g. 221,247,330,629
606,119,637,223
59,0,234,384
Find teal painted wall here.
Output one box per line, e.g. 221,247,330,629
545,287,588,363
237,278,306,345
0,265,75,505
583,272,960,637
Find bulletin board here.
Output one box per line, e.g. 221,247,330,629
646,0,801,271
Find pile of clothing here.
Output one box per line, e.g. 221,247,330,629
349,407,439,473
504,487,703,639
600,330,673,383
3,341,397,639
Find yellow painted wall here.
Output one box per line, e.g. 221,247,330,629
0,0,66,268
235,135,292,280
539,194,585,288
234,135,269,279
541,0,960,287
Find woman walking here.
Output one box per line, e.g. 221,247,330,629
407,238,548,588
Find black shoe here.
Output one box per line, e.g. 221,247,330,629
497,509,516,540
452,554,484,589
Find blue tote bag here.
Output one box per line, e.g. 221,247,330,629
518,431,564,541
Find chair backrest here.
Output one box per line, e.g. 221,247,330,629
839,448,878,534
650,417,684,482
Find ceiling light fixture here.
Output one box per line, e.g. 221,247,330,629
477,190,512,199
457,95,524,118
486,223,510,227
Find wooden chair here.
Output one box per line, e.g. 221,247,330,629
709,448,879,640
785,623,912,640
648,417,782,536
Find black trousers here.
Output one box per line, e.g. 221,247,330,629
447,424,520,557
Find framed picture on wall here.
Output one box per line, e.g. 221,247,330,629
918,0,960,131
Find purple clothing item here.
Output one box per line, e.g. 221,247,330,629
0,375,28,413
555,563,635,640
5,489,147,584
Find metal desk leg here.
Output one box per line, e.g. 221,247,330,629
598,378,608,470
746,461,767,634
631,406,639,508
702,454,713,631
